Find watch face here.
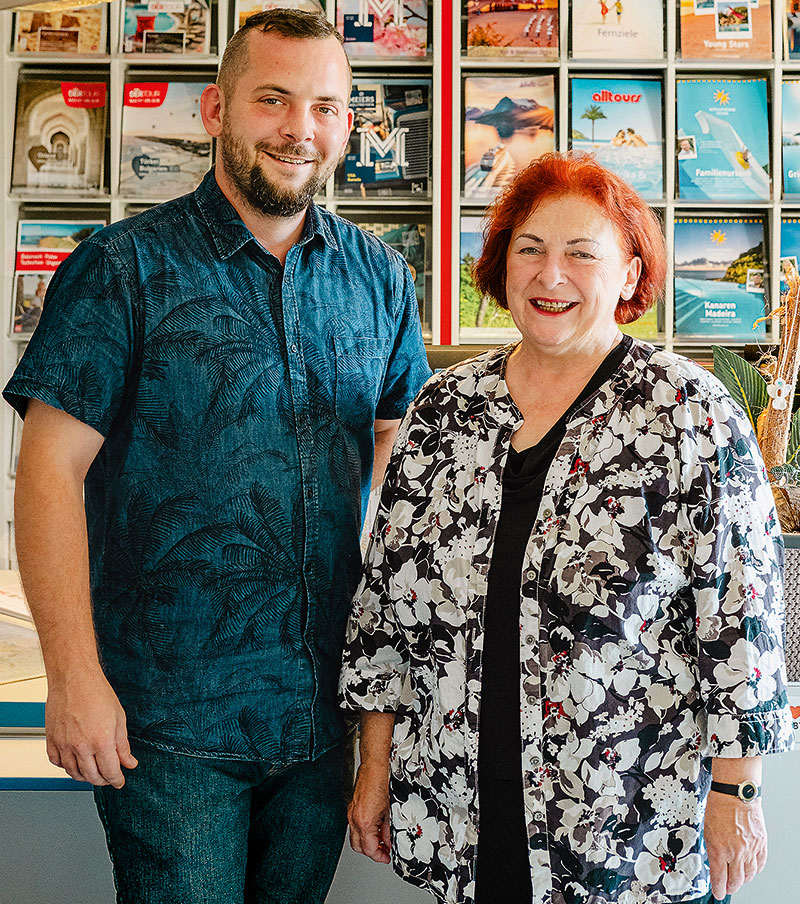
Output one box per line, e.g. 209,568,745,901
739,781,758,802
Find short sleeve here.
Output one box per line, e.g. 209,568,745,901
684,388,795,758
3,237,135,437
375,255,432,421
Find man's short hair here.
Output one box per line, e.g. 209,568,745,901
218,9,348,99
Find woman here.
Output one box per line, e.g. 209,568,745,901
339,153,794,904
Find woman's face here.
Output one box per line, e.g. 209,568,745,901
504,193,641,358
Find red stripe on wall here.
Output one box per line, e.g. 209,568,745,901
439,0,454,346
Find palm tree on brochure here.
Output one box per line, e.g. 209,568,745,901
581,104,607,143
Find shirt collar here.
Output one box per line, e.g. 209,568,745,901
472,344,524,432
475,337,656,432
301,200,339,252
193,169,339,260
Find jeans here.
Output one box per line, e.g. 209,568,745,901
94,737,354,904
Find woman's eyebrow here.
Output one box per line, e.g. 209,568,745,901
513,233,599,245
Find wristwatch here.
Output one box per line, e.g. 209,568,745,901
709,780,761,803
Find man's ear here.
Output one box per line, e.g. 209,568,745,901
342,108,354,153
200,84,224,139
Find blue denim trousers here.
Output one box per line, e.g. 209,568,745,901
93,737,354,904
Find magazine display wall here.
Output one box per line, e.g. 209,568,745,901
455,0,793,351
1,0,800,566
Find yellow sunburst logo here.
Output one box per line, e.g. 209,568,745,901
710,229,726,244
713,89,730,105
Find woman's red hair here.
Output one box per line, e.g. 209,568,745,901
472,152,667,324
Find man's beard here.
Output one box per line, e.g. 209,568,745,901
219,125,333,218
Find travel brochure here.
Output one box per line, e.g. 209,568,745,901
336,0,427,58
234,0,325,32
787,1,800,59
680,0,772,61
570,0,664,60
336,80,431,198
14,4,106,54
676,77,769,202
120,81,212,198
121,0,210,54
462,75,555,203
784,80,800,197
344,218,429,331
781,218,800,302
674,216,767,341
569,77,663,199
464,0,557,60
781,217,800,293
12,220,105,337
460,216,519,344
11,78,107,193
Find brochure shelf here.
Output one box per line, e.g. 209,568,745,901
0,0,798,564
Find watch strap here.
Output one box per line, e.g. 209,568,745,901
710,780,761,802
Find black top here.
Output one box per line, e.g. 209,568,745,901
477,335,632,780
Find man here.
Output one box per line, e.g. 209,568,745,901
4,10,431,904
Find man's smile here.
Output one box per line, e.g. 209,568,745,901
260,147,317,167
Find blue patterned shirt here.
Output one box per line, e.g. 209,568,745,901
4,170,431,763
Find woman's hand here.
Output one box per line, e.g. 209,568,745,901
348,760,392,863
704,792,767,898
348,710,395,864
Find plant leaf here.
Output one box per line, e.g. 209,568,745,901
712,345,769,434
787,408,800,464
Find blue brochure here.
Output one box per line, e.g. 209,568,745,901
570,76,664,199
676,78,770,201
674,216,767,341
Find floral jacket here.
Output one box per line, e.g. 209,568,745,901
339,340,795,904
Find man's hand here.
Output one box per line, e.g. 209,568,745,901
704,791,767,898
348,761,391,864
46,667,138,788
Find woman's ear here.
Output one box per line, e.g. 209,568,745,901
620,256,643,301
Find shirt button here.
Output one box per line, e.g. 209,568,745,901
525,635,535,645
526,570,536,580
290,344,297,353
526,694,537,705
542,508,553,519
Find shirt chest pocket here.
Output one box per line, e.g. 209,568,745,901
333,334,390,429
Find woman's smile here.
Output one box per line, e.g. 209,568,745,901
530,298,577,315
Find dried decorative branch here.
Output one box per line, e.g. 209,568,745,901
757,262,800,529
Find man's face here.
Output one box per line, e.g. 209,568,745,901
217,31,353,217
